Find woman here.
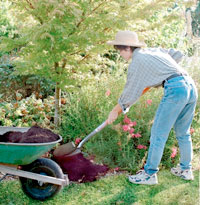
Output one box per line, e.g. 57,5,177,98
106,30,198,185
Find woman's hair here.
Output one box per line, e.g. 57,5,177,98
114,45,138,52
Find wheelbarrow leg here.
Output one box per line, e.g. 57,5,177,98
0,173,12,182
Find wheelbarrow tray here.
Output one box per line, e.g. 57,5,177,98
0,126,62,165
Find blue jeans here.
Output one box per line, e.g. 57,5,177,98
144,76,198,175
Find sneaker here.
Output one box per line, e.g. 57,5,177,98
128,170,158,185
171,165,194,180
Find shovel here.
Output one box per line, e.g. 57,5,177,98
53,121,107,157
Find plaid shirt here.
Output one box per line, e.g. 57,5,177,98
118,47,187,113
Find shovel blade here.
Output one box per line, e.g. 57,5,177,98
53,142,76,157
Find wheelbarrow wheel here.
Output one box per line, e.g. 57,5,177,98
19,158,64,201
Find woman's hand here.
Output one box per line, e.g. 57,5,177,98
107,104,122,124
107,110,119,124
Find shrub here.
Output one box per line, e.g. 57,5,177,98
0,63,55,101
0,94,56,128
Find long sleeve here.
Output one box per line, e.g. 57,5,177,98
118,68,144,113
160,48,184,63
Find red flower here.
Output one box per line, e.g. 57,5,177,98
129,128,135,134
132,133,142,138
137,144,147,150
75,138,82,145
134,133,142,138
146,99,152,105
123,115,131,124
129,121,137,127
105,90,111,97
170,147,177,158
122,125,129,132
190,128,195,135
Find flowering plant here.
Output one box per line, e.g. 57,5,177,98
122,115,147,150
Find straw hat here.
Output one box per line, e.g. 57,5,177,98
107,30,146,47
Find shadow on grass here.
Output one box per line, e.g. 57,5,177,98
98,170,199,205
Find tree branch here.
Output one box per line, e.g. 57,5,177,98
76,1,107,29
78,54,90,63
25,0,43,24
54,62,59,74
62,58,67,68
25,0,35,9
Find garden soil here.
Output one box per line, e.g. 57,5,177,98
53,153,109,183
0,126,59,143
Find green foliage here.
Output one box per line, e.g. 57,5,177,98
0,1,17,57
0,0,131,88
0,0,190,88
132,2,186,49
191,1,200,37
0,63,55,100
0,94,56,128
0,1,16,38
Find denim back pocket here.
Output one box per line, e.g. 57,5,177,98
162,81,189,104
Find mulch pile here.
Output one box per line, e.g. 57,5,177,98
0,126,59,143
53,153,109,183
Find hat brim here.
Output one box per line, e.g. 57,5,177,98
107,40,146,47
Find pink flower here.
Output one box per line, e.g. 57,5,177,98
129,121,137,127
134,133,142,138
129,128,135,134
171,147,177,158
137,144,147,150
123,115,131,124
105,90,111,97
146,99,152,105
75,138,82,145
122,125,129,132
190,128,195,135
114,167,120,172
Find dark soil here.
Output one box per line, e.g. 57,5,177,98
0,126,59,143
53,153,109,183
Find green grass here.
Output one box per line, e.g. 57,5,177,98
0,170,199,205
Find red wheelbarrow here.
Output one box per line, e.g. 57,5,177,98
0,126,69,201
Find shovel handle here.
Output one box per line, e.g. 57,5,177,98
77,121,107,149
95,120,107,132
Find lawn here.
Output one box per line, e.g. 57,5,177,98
0,169,199,205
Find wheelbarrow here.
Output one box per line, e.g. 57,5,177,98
0,126,69,201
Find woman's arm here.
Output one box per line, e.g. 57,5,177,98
107,87,151,124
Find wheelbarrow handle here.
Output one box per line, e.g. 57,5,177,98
77,121,107,149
